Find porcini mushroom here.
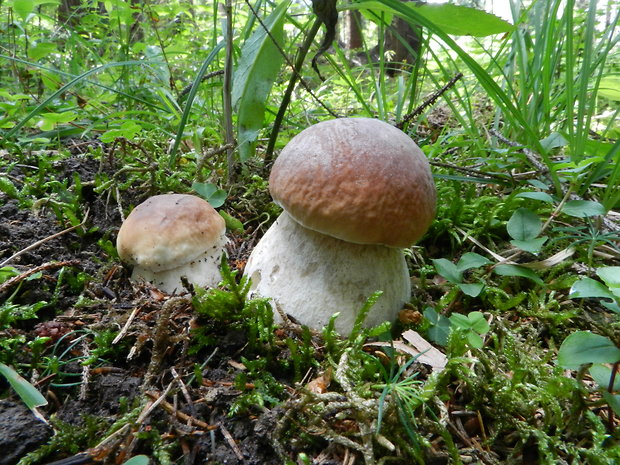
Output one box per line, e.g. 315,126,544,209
244,117,436,335
117,194,228,293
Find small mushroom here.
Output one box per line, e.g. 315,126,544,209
116,194,228,293
245,117,436,335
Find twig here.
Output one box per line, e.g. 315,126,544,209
0,260,80,294
171,367,197,420
0,209,89,267
396,73,463,130
145,390,216,430
195,143,235,183
79,338,91,401
265,17,324,163
429,158,507,182
112,305,141,345
243,0,337,118
220,423,245,461
489,128,548,174
178,71,225,101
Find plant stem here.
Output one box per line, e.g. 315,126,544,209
223,0,236,185
265,18,323,164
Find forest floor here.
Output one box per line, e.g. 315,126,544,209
1,144,619,465
0,151,292,465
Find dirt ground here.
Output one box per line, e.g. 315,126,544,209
0,153,288,465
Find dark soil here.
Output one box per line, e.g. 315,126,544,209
0,152,287,465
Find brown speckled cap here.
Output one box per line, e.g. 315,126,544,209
117,194,226,271
269,118,436,247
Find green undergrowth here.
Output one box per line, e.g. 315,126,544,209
1,0,619,463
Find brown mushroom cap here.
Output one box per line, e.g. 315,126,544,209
269,118,436,247
117,194,226,271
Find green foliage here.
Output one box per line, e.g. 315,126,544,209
191,181,227,208
230,357,287,415
432,252,490,297
191,255,275,353
0,362,48,410
507,207,548,253
558,332,620,370
449,311,490,349
233,0,290,160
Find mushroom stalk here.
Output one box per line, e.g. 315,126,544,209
245,213,410,335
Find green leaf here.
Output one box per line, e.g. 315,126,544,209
599,76,620,101
122,456,150,465
507,208,542,241
0,176,20,199
589,364,620,391
456,252,491,272
0,363,48,409
601,301,620,314
432,258,462,284
510,236,548,254
13,0,35,21
570,276,615,300
29,42,57,61
38,111,77,131
515,191,555,203
468,311,490,334
232,0,289,161
349,2,513,37
493,264,544,285
449,313,471,329
0,266,20,284
557,332,620,370
192,182,227,208
219,211,244,233
457,283,484,297
597,267,620,299
561,200,606,218
100,121,142,143
540,132,568,151
409,3,513,37
424,307,450,346
466,331,484,349
602,392,620,417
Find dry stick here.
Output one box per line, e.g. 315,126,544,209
1,209,89,268
178,71,225,101
243,0,338,119
142,297,188,389
220,423,245,461
195,143,235,183
396,73,463,130
145,391,216,430
429,158,507,182
0,260,80,294
112,305,141,345
171,367,197,421
265,17,325,164
489,128,549,174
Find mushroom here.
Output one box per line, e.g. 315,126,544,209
116,194,228,293
244,117,436,335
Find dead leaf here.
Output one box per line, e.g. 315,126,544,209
365,329,448,372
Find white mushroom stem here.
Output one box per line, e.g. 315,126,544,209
132,233,229,294
244,213,411,335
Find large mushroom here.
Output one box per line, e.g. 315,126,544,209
244,117,436,335
117,194,228,293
